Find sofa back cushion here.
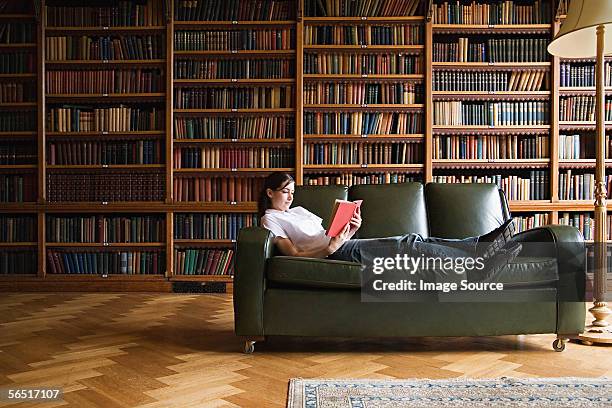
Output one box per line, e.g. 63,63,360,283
292,185,348,229
425,183,509,238
348,183,429,238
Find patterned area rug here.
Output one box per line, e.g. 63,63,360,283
287,377,612,407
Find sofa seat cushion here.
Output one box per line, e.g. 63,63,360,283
267,256,363,289
478,256,558,288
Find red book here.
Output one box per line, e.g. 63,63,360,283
326,199,363,238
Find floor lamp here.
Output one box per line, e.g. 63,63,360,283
548,0,612,345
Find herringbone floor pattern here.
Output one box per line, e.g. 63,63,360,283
0,293,610,407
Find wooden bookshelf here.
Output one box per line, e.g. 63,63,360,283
0,0,604,292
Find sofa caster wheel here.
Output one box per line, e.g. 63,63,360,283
244,341,255,354
553,338,567,352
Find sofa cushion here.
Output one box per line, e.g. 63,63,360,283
267,256,362,289
426,183,508,238
348,183,428,239
292,185,348,229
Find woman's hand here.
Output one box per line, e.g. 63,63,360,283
327,223,351,255
349,207,362,234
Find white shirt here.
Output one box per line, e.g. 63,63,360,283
261,206,331,253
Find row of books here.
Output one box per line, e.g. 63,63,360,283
433,70,548,92
47,215,165,243
47,140,163,165
0,23,35,44
174,116,295,140
512,213,549,233
433,101,549,126
432,135,548,160
557,171,612,201
174,86,294,109
303,141,422,165
0,250,36,274
431,0,550,25
174,58,294,80
173,176,264,202
558,134,596,160
46,69,164,94
558,213,596,241
0,82,36,103
432,170,549,200
303,25,423,46
303,172,418,186
173,146,294,168
0,216,36,242
559,62,612,88
46,35,165,61
304,52,422,75
304,112,423,134
47,106,164,132
174,214,257,240
0,174,36,202
304,0,421,17
44,1,164,28
47,250,165,275
173,29,294,51
0,111,35,131
0,52,35,74
303,82,423,105
46,172,164,202
433,38,548,63
559,96,612,122
0,143,36,165
174,0,294,21
173,248,233,276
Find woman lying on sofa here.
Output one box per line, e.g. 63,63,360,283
258,172,521,268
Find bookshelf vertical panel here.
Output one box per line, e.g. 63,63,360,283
295,16,304,185
166,211,173,277
38,1,45,204
424,18,433,183
166,5,174,203
550,19,561,202
38,211,45,277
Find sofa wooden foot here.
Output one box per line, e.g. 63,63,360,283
244,341,255,354
553,337,568,352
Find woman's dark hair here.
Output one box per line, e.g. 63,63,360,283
258,172,295,219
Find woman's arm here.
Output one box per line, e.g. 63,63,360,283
274,223,352,258
346,207,362,240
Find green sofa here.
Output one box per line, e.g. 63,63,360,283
234,183,586,353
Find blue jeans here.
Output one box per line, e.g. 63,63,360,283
327,233,478,264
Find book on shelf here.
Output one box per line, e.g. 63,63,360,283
45,0,164,27
0,174,36,202
559,95,612,122
0,51,35,74
304,111,423,134
0,142,37,164
558,171,612,201
433,101,548,126
174,0,295,21
46,34,164,61
0,82,36,103
174,213,257,240
433,70,548,92
0,249,37,274
173,248,234,276
304,141,422,165
304,82,423,105
46,69,164,94
431,0,551,25
433,135,548,160
0,23,35,44
560,61,612,88
304,172,419,186
433,38,548,63
47,249,164,275
304,52,422,75
47,215,165,243
0,111,36,131
304,0,421,17
174,86,294,109
0,215,36,242
48,140,163,165
512,213,549,233
174,115,295,140
304,24,423,46
46,106,164,132
174,28,295,51
174,146,294,168
173,176,265,202
174,57,295,80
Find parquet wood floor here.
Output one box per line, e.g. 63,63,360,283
0,293,610,408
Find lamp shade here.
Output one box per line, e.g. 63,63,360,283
548,0,612,58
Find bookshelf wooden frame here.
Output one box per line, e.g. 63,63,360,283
0,0,602,292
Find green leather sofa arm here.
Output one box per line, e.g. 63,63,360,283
511,224,586,335
234,226,275,337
